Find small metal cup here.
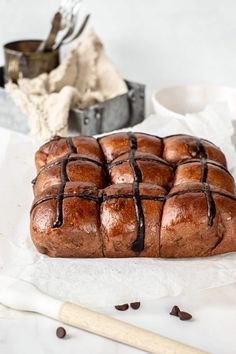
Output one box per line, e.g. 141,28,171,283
4,40,59,83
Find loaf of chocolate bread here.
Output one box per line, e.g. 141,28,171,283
30,133,236,258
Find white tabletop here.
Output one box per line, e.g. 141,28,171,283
0,282,236,354
0,93,236,354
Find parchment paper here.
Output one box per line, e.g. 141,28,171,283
1,101,236,316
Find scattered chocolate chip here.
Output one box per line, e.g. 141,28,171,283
178,311,192,321
56,327,66,338
115,303,129,311
169,305,180,317
130,302,141,310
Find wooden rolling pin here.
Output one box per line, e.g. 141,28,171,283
0,275,208,354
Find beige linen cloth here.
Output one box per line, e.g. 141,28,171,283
5,31,127,139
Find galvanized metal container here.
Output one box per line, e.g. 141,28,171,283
4,40,59,83
0,66,145,134
69,80,145,135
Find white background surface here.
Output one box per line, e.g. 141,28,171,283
1,0,236,111
1,1,236,353
1,121,236,354
1,282,236,354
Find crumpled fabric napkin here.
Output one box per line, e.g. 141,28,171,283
5,31,127,139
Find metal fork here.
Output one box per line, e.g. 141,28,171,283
37,0,82,52
59,0,81,30
56,13,90,48
56,0,82,48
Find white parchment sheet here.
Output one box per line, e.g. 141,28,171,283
0,100,236,315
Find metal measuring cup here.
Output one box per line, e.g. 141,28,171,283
3,39,59,83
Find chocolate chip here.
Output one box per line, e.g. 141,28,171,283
130,302,141,310
56,327,66,338
169,305,180,317
178,311,192,321
115,303,129,311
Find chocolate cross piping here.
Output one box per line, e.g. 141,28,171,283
52,137,76,228
127,132,146,252
196,138,216,226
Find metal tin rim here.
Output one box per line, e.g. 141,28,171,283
4,40,59,57
71,90,129,114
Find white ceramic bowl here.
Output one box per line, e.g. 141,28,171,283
152,84,236,145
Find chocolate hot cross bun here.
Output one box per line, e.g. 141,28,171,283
30,132,236,258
